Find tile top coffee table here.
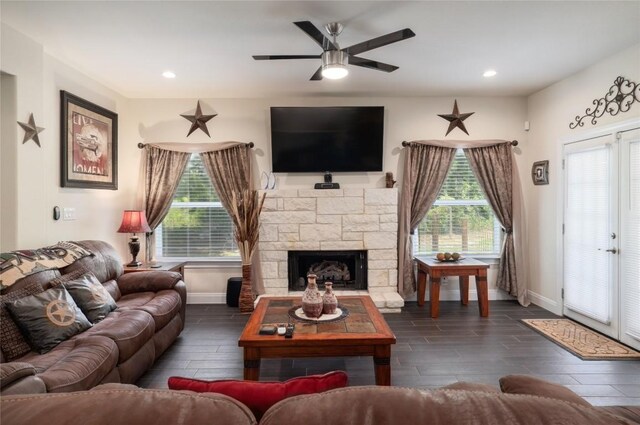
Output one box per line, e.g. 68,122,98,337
238,295,396,385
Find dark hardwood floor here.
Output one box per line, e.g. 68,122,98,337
137,300,640,406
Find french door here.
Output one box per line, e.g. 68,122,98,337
563,121,640,350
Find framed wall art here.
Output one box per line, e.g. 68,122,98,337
532,160,549,185
60,91,117,189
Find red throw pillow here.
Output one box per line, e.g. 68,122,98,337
168,371,348,419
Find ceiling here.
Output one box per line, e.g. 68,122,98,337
2,1,639,98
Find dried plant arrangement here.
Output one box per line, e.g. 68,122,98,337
229,190,266,313
229,190,266,264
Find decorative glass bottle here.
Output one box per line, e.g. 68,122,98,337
301,274,323,318
322,282,338,315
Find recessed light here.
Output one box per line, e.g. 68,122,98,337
483,69,497,78
162,71,176,79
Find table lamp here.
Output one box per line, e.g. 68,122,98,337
117,210,151,267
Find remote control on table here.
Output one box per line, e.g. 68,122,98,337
277,324,286,336
284,323,295,338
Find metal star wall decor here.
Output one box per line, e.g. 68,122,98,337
17,113,45,147
438,100,475,136
180,100,217,137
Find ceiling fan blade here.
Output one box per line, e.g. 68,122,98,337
294,21,337,51
310,66,323,81
253,55,321,60
348,56,398,73
345,28,415,56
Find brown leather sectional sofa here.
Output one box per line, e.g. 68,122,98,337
2,381,639,425
0,241,186,394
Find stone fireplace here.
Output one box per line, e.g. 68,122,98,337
258,188,403,312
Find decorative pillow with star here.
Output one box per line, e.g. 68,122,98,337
6,287,92,353
62,272,117,323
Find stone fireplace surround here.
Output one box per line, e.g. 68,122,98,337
257,188,404,312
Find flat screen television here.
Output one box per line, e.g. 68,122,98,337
270,106,384,173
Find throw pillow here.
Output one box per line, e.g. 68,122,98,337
62,273,117,323
46,268,90,289
0,281,44,360
7,286,92,353
168,371,348,419
499,374,591,407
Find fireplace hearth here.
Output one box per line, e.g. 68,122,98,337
288,250,367,291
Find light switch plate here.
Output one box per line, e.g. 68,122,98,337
62,207,76,220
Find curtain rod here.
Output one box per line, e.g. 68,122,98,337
401,140,518,147
137,142,255,149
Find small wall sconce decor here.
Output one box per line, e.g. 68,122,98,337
569,76,639,129
532,160,549,185
117,210,151,266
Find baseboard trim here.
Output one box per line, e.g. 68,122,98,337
187,292,226,304
528,290,561,315
189,289,516,305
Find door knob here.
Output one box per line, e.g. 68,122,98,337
605,248,617,254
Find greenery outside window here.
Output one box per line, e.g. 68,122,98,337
155,154,239,261
414,149,502,256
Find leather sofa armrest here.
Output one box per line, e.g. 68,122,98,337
1,362,37,388
0,362,47,396
116,271,183,296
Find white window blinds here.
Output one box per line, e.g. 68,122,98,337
564,144,612,324
622,138,640,340
155,154,239,260
415,149,502,255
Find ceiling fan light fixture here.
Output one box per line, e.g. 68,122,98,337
321,50,348,80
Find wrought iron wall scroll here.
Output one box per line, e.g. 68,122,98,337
569,76,639,129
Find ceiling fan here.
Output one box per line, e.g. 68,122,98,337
253,21,415,80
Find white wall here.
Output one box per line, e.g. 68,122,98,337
525,44,640,314
126,96,529,299
0,23,131,258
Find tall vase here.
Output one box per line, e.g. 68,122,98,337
322,282,338,314
239,264,254,313
301,274,323,318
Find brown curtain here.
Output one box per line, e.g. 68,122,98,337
143,146,191,261
398,143,456,299
464,143,529,306
200,144,265,295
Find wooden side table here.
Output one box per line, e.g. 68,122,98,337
414,257,490,318
123,261,186,278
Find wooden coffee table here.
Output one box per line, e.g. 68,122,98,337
238,296,396,385
414,256,490,318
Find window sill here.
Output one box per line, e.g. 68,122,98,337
156,258,242,269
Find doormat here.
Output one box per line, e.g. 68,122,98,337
521,319,640,360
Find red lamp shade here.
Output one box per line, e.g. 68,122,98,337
117,210,151,234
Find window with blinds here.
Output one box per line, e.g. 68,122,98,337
622,138,640,340
563,144,612,324
414,149,502,255
155,154,239,260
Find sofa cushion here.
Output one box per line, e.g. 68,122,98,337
1,386,256,425
62,273,117,323
259,386,631,425
0,281,44,360
168,371,348,420
117,291,180,331
80,309,155,363
60,240,123,284
442,381,500,393
18,335,118,393
7,287,92,353
499,374,591,407
46,267,89,289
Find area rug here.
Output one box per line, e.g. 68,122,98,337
521,318,640,360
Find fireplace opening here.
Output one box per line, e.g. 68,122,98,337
288,250,367,291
